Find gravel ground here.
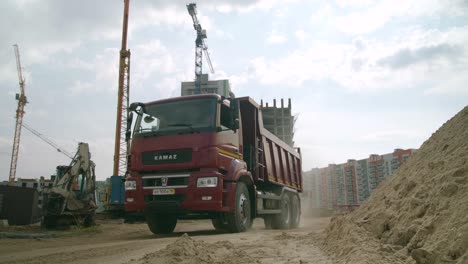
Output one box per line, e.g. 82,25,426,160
0,217,334,264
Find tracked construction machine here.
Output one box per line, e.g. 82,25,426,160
42,142,97,228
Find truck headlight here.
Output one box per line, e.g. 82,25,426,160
125,180,136,190
197,177,218,188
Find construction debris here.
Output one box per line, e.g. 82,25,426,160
319,106,468,264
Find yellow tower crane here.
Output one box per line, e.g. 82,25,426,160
8,44,28,184
113,0,131,178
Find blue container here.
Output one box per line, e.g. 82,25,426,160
109,175,125,205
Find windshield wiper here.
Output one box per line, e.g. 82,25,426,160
168,123,195,133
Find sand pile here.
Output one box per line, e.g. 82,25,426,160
136,233,255,264
321,106,468,264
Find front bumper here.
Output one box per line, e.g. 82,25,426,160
126,170,236,215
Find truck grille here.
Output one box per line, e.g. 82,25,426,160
142,174,189,189
145,194,186,202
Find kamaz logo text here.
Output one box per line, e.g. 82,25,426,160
154,154,178,161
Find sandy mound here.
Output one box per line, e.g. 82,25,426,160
321,106,468,264
135,233,255,264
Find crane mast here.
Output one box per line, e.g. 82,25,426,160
187,3,214,94
9,44,27,184
113,0,131,177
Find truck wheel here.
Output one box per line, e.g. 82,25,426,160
227,182,252,233
146,213,177,234
272,194,291,229
263,215,273,229
212,217,228,231
290,193,301,229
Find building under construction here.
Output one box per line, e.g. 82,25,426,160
181,74,232,98
260,99,296,147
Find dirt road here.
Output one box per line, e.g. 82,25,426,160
0,217,332,264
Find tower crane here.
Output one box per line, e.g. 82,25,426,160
187,3,215,94
8,44,28,184
113,0,131,177
21,123,74,160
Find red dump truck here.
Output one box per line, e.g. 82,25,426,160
124,94,302,234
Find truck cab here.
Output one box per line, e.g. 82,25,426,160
125,94,302,234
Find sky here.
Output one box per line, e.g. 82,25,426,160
0,0,467,181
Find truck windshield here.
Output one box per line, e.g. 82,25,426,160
133,98,217,137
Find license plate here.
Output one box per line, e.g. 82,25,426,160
153,189,175,195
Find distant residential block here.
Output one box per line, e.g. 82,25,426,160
302,148,416,212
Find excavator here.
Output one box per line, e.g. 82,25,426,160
42,142,97,229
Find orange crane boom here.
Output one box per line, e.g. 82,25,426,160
113,0,131,177
9,44,28,183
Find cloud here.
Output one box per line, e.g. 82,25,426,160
266,31,287,44
377,44,464,69
236,25,468,93
333,0,468,35
0,60,17,84
295,110,395,168
310,4,334,24
65,48,119,95
295,108,451,169
0,0,275,68
424,74,468,95
335,0,375,8
131,40,179,88
295,29,306,42
358,129,421,142
64,39,182,96
69,81,95,95
0,1,121,61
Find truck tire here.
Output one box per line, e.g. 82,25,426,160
263,215,273,229
272,194,291,229
212,217,228,231
290,193,301,229
227,182,252,233
146,213,177,234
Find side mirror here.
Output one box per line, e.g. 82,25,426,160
229,99,240,132
232,118,239,130
229,99,239,118
129,103,138,112
143,116,155,123
129,102,146,115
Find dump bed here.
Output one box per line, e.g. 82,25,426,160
237,97,303,192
